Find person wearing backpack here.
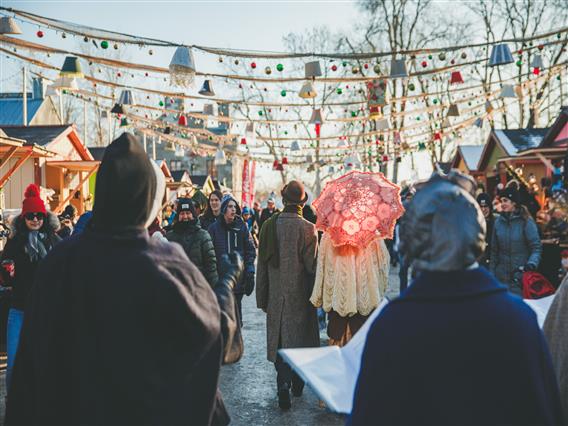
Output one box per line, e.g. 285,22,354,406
490,186,542,295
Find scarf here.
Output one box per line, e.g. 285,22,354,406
258,204,303,269
26,231,48,262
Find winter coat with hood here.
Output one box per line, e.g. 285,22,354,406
1,212,60,311
5,133,234,426
166,219,218,287
208,197,256,294
490,208,542,291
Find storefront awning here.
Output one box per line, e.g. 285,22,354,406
47,160,100,172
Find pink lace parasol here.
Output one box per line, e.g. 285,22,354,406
312,170,404,248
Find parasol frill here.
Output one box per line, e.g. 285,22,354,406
312,170,404,248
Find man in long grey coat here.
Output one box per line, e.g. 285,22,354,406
257,180,319,410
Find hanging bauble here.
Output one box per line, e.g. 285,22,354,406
117,72,122,77
265,66,272,75
37,30,44,38
538,44,544,50
83,36,88,42
281,90,287,97
258,110,263,116
169,46,197,87
337,88,343,95
450,59,455,65
517,49,523,55
557,75,561,81
178,115,188,126
218,57,223,63
251,62,257,69
533,67,540,75
438,52,446,61
159,100,164,107
351,111,357,117
418,142,426,150
421,61,428,68
461,52,467,59
145,72,148,77
364,63,369,69
408,83,415,91
516,59,522,67
61,32,66,39
373,64,381,74
331,64,338,71
433,98,439,104
282,157,288,165
558,33,562,39
352,65,360,74
342,61,347,67
100,40,109,49
113,43,118,50
240,137,247,145
149,49,153,55
234,59,239,65
276,63,284,72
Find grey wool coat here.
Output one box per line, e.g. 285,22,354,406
489,210,542,292
256,212,319,362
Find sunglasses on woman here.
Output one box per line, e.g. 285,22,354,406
24,212,45,221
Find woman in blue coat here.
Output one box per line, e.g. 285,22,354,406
208,195,256,322
490,186,542,294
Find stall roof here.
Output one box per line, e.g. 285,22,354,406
0,98,43,126
453,145,484,171
493,129,549,155
1,125,70,146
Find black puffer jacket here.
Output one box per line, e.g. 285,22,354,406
1,212,60,310
166,220,218,287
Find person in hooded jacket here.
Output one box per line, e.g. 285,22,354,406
200,190,223,231
490,186,542,295
349,171,563,426
166,198,218,287
208,195,256,323
477,192,494,268
5,133,243,426
1,184,60,389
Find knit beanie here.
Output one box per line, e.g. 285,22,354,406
498,187,520,204
22,184,47,215
177,198,198,218
476,192,492,208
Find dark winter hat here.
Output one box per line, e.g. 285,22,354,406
476,193,492,208
281,180,308,205
22,184,47,215
498,187,520,204
220,194,242,215
177,198,198,218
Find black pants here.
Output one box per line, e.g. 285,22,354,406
275,353,304,392
235,293,244,326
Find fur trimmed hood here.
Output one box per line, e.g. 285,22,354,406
9,211,60,239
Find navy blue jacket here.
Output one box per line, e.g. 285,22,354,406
349,268,563,426
208,216,256,293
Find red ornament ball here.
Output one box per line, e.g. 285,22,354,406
37,30,44,38
518,49,523,55
145,72,148,77
331,64,338,71
450,59,455,65
364,63,369,69
421,61,428,68
251,62,257,69
538,44,544,50
117,72,122,77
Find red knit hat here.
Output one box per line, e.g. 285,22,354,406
22,184,47,215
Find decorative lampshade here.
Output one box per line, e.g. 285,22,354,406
203,103,215,115
485,100,494,114
272,160,280,170
515,85,524,98
450,71,464,84
389,58,408,78
214,148,227,165
169,46,196,87
442,117,452,128
500,84,516,98
306,154,314,163
119,117,129,127
0,16,22,34
178,115,188,126
60,56,83,78
328,166,335,173
474,117,484,128
175,145,185,157
100,110,108,119
290,141,301,151
531,54,544,69
305,61,322,78
447,103,460,117
309,109,324,125
52,77,78,90
282,157,288,165
489,44,514,67
298,81,317,99
376,117,390,130
245,122,255,133
240,137,247,145
118,89,134,105
110,103,124,114
199,80,215,96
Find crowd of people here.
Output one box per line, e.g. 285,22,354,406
1,132,568,425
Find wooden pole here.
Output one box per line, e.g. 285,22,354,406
53,165,98,214
83,100,88,146
22,67,27,126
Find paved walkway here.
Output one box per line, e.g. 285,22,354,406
219,265,401,425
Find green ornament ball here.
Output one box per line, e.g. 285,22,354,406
408,83,415,91
342,61,347,67
433,98,439,104
428,54,432,60
516,60,523,67
276,63,284,72
281,90,286,97
337,88,343,95
258,111,263,116
351,111,357,117
284,131,288,135
416,116,421,121
468,101,472,106
159,101,164,107
557,75,561,80
101,40,109,49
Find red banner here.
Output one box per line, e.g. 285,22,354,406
249,160,256,207
241,158,250,208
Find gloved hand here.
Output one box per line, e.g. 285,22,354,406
244,272,255,296
217,253,244,290
524,263,537,272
